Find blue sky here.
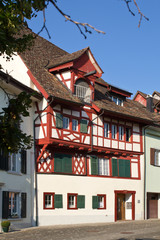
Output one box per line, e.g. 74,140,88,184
28,0,160,98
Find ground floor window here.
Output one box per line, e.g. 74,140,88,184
92,194,106,209
9,192,20,218
43,192,63,209
67,193,85,209
2,191,27,219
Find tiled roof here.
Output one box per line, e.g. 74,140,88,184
19,28,160,124
20,28,81,104
47,47,89,69
94,83,158,123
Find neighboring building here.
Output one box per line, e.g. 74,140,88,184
0,71,41,230
134,91,160,219
1,28,159,227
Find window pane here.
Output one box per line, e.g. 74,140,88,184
98,158,103,175
45,194,52,208
72,119,78,131
104,123,109,138
112,125,117,139
104,159,109,176
98,196,104,208
63,117,69,129
119,126,124,141
69,195,75,208
126,128,131,142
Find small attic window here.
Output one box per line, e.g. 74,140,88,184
74,79,91,103
112,96,123,106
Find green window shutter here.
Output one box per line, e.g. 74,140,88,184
112,158,118,177
56,113,63,129
62,154,72,173
118,159,126,177
92,196,99,209
91,156,98,175
54,194,63,208
80,119,88,133
125,160,131,178
54,153,63,172
77,195,85,208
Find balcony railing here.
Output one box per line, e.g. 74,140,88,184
74,85,91,103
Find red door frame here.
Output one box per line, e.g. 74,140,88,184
114,190,136,222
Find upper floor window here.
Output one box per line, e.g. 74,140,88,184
72,119,78,131
91,156,110,176
112,96,123,106
112,124,117,139
104,123,110,138
119,126,124,141
150,148,160,167
8,150,27,174
63,117,69,129
126,127,131,142
74,79,91,103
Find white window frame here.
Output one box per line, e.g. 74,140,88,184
63,117,69,129
104,123,110,138
98,158,110,176
9,192,20,218
119,126,124,141
72,119,78,131
112,124,117,139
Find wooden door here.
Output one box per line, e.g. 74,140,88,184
117,194,125,220
147,193,158,219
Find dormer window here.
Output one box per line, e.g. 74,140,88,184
74,79,91,103
111,96,123,106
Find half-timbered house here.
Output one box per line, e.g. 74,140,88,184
1,28,158,227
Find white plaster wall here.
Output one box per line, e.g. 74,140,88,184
0,99,36,229
62,71,71,80
0,54,37,91
37,174,144,226
133,133,140,142
131,162,139,178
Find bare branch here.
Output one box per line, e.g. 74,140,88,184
49,0,105,38
133,0,149,27
123,0,149,27
124,0,135,16
37,8,51,38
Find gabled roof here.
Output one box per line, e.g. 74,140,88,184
152,91,160,97
47,47,89,69
133,90,147,100
20,28,82,104
18,28,160,125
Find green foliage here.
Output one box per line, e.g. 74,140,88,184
0,0,47,57
1,220,10,227
0,92,33,153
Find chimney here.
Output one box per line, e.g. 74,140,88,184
146,95,154,112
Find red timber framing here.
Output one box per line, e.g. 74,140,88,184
35,99,143,179
114,190,136,222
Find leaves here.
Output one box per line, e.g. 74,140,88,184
0,92,33,153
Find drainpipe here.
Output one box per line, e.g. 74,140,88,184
143,125,150,220
88,109,104,153
33,96,54,226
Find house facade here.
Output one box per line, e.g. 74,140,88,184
1,28,159,227
134,91,160,220
0,70,41,230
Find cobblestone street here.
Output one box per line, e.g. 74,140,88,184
1,219,160,240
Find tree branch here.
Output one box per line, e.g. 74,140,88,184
49,0,105,38
123,0,149,27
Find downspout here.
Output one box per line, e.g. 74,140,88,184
88,109,104,153
33,96,54,226
143,125,150,220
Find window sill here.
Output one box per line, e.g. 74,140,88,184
8,217,21,221
7,171,22,176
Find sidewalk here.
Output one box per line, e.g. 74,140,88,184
1,219,160,240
